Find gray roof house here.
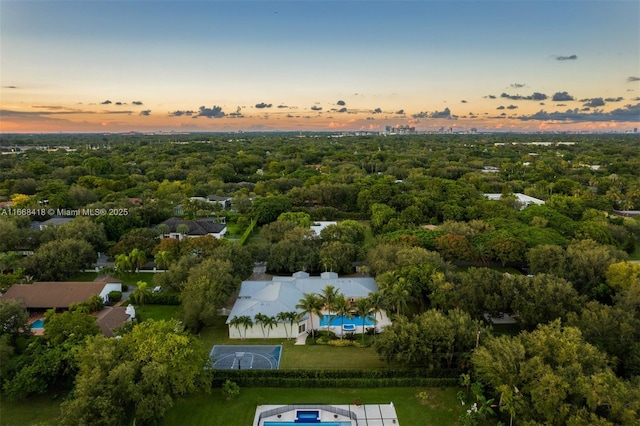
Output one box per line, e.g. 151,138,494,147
226,271,390,340
158,217,227,240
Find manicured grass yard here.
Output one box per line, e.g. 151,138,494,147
0,387,466,426
0,395,62,426
163,387,466,426
136,304,181,322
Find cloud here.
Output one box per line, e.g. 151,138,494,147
277,104,289,108
487,95,496,99
310,106,322,111
412,112,428,119
255,102,272,109
101,100,112,105
497,106,505,110
518,103,640,122
115,102,123,106
431,108,452,119
139,110,151,116
229,107,243,118
501,92,548,101
583,98,605,108
552,91,574,101
196,106,225,118
336,100,346,106
3,86,18,89
461,100,467,103
337,107,347,113
168,110,195,117
372,108,382,114
555,54,578,61
511,83,526,89
507,105,518,110
627,76,640,82
605,97,623,102
395,109,405,115
132,101,143,105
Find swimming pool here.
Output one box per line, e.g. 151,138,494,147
319,315,375,327
263,423,351,426
31,319,44,329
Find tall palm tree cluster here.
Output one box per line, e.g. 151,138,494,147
295,285,385,340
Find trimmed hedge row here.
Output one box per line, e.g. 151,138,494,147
147,292,181,305
211,369,458,388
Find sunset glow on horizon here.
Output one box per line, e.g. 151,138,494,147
1,0,639,133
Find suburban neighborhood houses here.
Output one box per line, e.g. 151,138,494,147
0,133,639,426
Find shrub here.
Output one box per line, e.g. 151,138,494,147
108,291,122,303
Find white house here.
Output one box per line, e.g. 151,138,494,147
226,271,390,339
310,221,337,237
484,193,545,209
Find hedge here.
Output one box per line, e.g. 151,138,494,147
210,369,458,388
147,292,181,305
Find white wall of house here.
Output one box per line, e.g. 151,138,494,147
100,283,123,302
228,321,304,340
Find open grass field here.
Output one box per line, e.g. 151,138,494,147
0,395,62,426
0,387,466,426
136,304,181,322
166,386,466,426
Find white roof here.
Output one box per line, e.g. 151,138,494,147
310,221,337,236
226,272,378,323
484,193,545,205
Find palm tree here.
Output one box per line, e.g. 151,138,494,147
354,298,372,342
154,250,172,271
131,281,151,306
386,277,414,316
320,285,339,333
263,315,277,340
114,254,132,277
229,316,243,339
254,313,269,339
238,315,253,340
367,291,387,327
296,292,323,338
129,248,146,273
276,311,298,340
333,294,351,339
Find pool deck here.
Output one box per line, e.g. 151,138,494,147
254,403,399,426
28,315,45,336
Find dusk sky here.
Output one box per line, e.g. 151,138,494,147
1,0,639,133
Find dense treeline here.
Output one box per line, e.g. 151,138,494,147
1,133,639,424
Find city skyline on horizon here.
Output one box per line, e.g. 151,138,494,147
1,0,639,134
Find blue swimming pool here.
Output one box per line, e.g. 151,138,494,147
319,314,375,327
263,423,351,426
31,319,44,329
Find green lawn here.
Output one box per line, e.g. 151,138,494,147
164,387,466,426
0,387,466,426
136,304,181,322
0,395,62,426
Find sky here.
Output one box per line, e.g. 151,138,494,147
1,0,639,133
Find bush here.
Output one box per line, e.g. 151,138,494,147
328,339,354,347
210,369,458,388
108,291,122,303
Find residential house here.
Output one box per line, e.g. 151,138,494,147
158,217,227,240
0,276,123,312
226,271,390,339
483,193,545,209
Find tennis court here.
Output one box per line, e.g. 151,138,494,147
210,345,282,370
